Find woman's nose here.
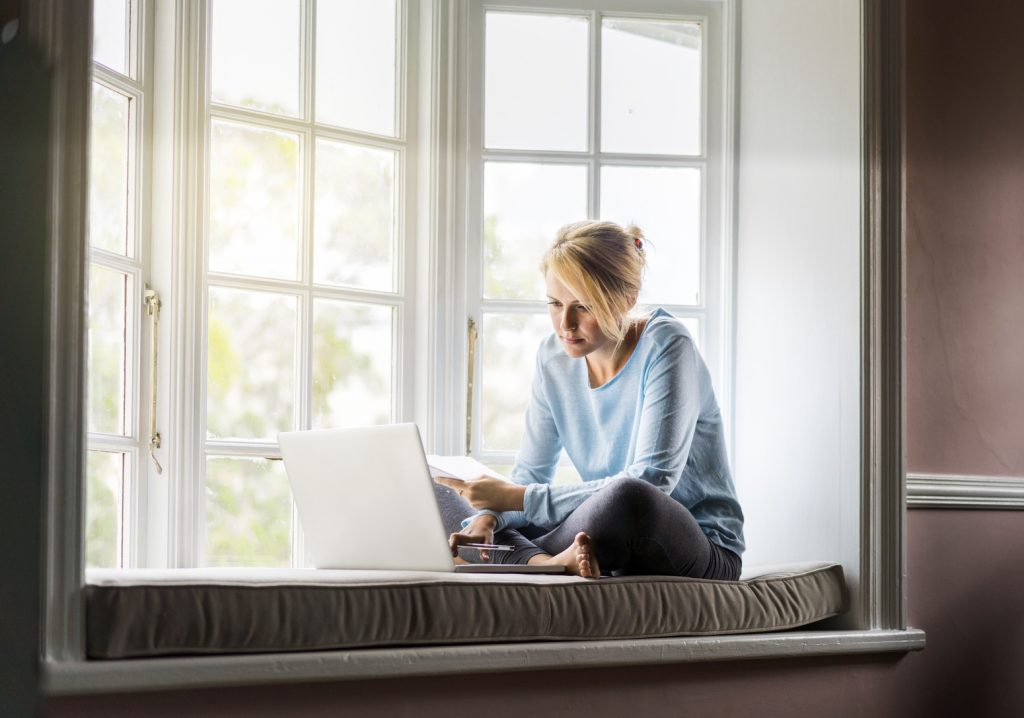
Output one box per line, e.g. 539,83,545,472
559,309,575,330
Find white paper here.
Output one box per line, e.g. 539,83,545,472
425,454,507,482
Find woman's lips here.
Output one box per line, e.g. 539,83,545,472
561,336,583,345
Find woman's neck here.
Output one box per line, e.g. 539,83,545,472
586,319,646,388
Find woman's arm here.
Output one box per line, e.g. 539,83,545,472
464,348,563,532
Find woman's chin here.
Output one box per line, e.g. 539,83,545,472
560,340,588,357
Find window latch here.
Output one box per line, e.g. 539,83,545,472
466,317,478,456
144,286,163,475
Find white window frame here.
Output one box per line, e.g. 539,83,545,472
103,0,422,570
37,0,923,693
459,0,733,468
161,0,419,569
85,0,156,571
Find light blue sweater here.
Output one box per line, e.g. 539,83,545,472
482,308,745,556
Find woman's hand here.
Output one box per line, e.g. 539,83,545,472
434,476,527,512
448,514,497,559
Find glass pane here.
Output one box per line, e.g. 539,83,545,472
93,0,129,75
601,18,702,155
483,162,588,300
88,264,132,436
204,456,293,567
316,0,397,136
312,300,394,429
89,82,131,256
85,450,125,568
210,0,300,117
313,139,396,291
209,120,300,280
207,287,297,440
481,313,552,451
600,165,702,306
485,12,589,151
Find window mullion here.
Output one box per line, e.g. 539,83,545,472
300,124,315,436
297,0,316,569
590,9,601,215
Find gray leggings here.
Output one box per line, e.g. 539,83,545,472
434,477,741,581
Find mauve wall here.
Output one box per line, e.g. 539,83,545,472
904,0,1024,476
44,0,1024,715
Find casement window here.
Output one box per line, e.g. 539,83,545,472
84,0,415,569
462,0,730,477
194,0,411,568
85,0,152,570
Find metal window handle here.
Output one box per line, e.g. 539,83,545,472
466,317,478,456
144,286,163,475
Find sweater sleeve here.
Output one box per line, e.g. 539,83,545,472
464,344,563,533
523,333,703,529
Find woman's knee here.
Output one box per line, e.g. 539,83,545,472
600,477,663,512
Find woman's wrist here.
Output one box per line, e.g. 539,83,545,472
471,513,498,530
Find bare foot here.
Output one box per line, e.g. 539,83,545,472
533,532,601,578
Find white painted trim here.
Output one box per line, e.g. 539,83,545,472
43,628,926,696
907,473,1024,509
414,0,463,453
170,0,208,569
861,0,906,631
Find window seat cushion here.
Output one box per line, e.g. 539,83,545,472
84,561,846,659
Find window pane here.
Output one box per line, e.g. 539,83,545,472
600,165,702,306
483,162,588,300
485,12,589,151
88,264,132,436
89,82,131,256
93,0,129,75
313,139,396,291
312,300,394,429
85,450,125,569
316,0,397,136
209,120,300,280
210,0,300,117
204,456,293,567
207,287,297,440
601,18,702,155
481,313,552,451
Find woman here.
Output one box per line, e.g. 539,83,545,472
435,220,744,580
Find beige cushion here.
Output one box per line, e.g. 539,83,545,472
85,562,846,659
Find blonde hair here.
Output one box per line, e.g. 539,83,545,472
540,220,648,344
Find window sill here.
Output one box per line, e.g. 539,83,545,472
44,628,926,696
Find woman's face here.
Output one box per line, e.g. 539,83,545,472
545,270,614,360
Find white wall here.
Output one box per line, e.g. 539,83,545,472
733,0,861,609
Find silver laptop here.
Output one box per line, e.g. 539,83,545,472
277,424,563,574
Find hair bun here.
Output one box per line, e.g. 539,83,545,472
625,224,646,253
